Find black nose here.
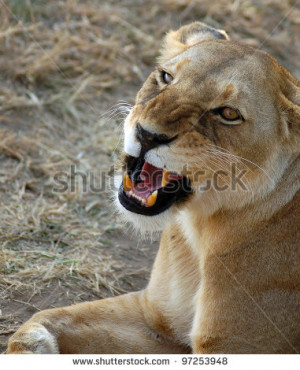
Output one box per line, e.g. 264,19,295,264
136,123,176,153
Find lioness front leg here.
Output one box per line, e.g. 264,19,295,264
7,291,187,354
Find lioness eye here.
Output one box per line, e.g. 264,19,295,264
219,107,241,121
161,71,173,84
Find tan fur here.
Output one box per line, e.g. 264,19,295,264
7,22,300,354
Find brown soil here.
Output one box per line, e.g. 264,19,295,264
0,230,158,352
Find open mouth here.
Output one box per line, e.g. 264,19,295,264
118,155,192,216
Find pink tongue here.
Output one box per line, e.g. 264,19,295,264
131,162,163,198
129,162,183,201
140,162,163,189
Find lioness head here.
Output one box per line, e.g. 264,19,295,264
116,22,300,231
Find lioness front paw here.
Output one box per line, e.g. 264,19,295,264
7,322,59,354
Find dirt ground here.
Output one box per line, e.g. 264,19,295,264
0,0,299,353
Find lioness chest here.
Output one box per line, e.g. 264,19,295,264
144,198,300,353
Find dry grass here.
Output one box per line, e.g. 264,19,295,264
0,0,299,352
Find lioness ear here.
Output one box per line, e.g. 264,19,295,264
159,22,229,63
280,72,300,151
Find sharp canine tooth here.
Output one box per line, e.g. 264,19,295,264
162,170,171,187
147,190,158,207
123,174,134,191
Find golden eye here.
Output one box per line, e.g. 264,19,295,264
161,71,174,84
219,107,241,121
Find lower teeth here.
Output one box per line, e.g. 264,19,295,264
127,190,158,207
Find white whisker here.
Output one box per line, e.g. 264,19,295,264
205,143,274,184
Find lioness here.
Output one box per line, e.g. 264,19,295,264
7,22,300,354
